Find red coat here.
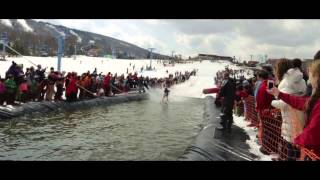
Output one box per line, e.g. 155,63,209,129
237,90,249,98
66,77,77,95
133,75,138,82
256,80,274,111
278,92,320,153
103,75,111,88
19,82,28,92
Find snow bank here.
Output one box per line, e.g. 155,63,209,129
0,19,13,28
46,24,65,37
69,30,82,42
17,19,33,32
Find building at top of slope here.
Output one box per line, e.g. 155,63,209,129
195,54,234,62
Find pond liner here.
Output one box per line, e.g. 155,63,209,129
179,96,259,161
0,93,149,121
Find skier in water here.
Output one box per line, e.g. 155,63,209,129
162,87,170,104
138,76,146,93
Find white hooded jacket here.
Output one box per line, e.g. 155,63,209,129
271,68,307,143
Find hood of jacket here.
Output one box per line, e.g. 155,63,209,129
278,68,306,95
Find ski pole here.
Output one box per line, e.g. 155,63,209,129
76,83,95,96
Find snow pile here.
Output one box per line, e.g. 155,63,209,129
17,19,33,32
170,61,226,99
233,116,272,161
0,19,13,28
70,30,82,43
120,42,130,47
45,24,65,37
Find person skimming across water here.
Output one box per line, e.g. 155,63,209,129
162,87,170,104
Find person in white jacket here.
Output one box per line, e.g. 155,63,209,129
271,59,307,160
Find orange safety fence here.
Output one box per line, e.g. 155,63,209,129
300,148,320,161
259,109,284,156
234,100,244,116
214,75,320,160
260,109,320,161
244,96,259,127
244,97,320,161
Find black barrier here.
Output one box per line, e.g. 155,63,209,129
179,96,258,161
0,93,149,121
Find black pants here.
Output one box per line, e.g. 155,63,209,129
138,85,145,93
28,90,36,101
54,84,63,100
220,105,233,129
0,93,5,105
20,91,28,103
71,92,77,102
286,141,300,161
6,91,16,105
67,92,77,102
104,87,110,96
215,97,222,107
38,84,46,101
79,89,85,99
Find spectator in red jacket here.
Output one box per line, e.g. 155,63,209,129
255,70,275,155
256,70,274,111
268,60,320,157
104,72,111,96
237,86,250,99
66,73,78,102
0,77,6,105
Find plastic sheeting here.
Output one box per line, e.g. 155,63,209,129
179,96,259,161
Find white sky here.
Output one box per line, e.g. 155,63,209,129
35,19,320,60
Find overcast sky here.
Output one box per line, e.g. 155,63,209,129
37,19,320,60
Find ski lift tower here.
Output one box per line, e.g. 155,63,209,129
57,36,64,72
264,54,268,63
73,44,77,60
148,48,155,69
1,32,8,60
111,47,115,58
171,51,175,63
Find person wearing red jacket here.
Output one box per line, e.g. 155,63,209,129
104,72,111,96
256,71,274,111
66,73,78,102
240,84,252,122
268,60,320,157
0,77,6,105
133,73,139,88
237,88,249,99
255,70,275,155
